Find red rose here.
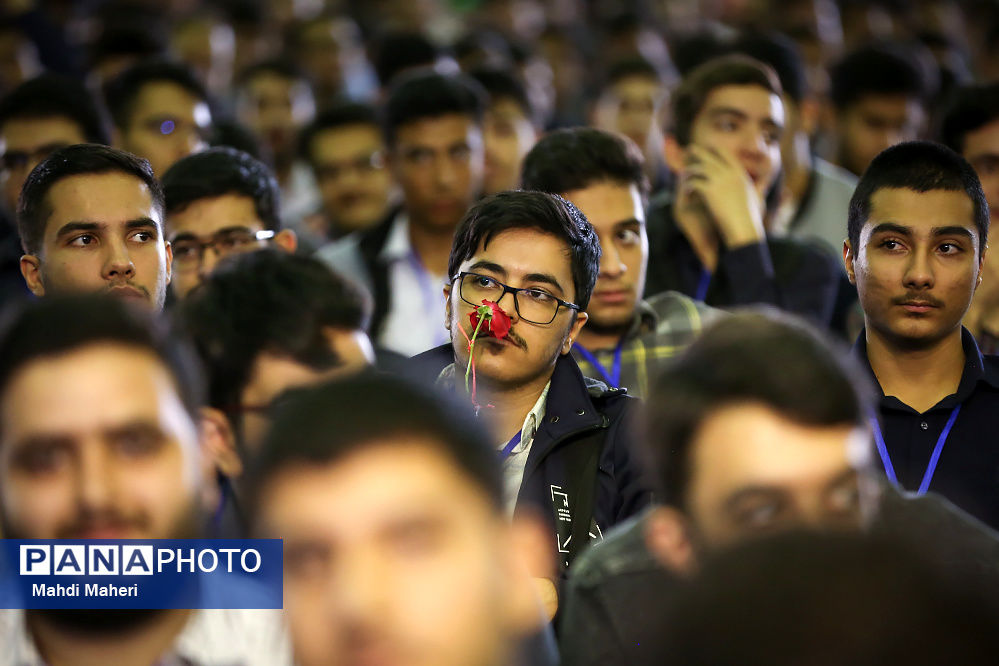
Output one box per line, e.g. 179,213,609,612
469,300,512,339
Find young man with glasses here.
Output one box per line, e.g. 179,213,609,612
413,190,652,615
162,147,297,300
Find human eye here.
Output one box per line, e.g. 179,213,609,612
731,496,786,531
109,423,166,458
877,238,904,251
450,144,472,161
284,542,331,581
130,229,157,243
523,288,555,303
938,241,966,255
68,234,98,248
714,115,739,132
405,148,433,165
616,228,641,246
172,242,199,260
472,274,498,289
11,441,72,476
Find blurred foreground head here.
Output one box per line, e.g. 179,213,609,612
248,373,553,666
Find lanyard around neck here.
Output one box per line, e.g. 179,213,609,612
869,404,962,495
573,342,624,388
695,266,712,301
499,430,523,461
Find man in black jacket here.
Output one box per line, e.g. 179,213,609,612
412,190,652,616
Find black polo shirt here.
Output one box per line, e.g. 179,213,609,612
855,327,999,530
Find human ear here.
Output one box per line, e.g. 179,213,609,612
19,255,45,297
644,506,696,574
843,240,856,285
561,311,588,355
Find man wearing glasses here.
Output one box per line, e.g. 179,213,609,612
162,147,297,300
414,190,652,615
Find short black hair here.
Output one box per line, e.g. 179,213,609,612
246,373,504,519
177,249,371,412
731,31,808,104
521,127,649,200
604,56,662,88
383,68,486,146
236,58,309,88
448,190,601,310
103,59,210,131
940,83,999,154
829,43,928,111
299,101,381,165
847,141,989,257
372,31,443,88
646,309,870,510
0,294,203,427
0,74,111,145
468,66,536,126
89,24,168,71
671,54,783,146
17,143,163,255
161,146,282,231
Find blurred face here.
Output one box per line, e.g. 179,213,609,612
685,403,867,547
171,19,236,94
238,334,375,451
311,124,394,233
836,95,924,176
686,84,784,199
256,439,514,666
0,115,86,213
298,18,361,94
561,182,647,331
445,228,588,389
482,98,537,195
20,172,173,310
238,72,315,163
391,114,484,232
846,188,982,349
962,118,999,227
166,193,270,299
594,75,666,151
0,344,203,540
118,81,212,179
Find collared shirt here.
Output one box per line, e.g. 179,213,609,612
855,327,999,529
434,364,550,515
571,291,722,399
375,213,450,357
644,190,841,326
0,608,292,666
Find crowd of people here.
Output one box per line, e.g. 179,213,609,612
1,0,999,664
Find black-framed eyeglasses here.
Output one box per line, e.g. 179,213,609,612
171,228,276,268
453,271,580,325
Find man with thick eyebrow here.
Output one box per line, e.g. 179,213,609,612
845,140,999,530
17,143,172,310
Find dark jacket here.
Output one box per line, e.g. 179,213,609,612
411,344,653,575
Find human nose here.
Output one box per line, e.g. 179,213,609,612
903,247,935,290
102,239,136,281
599,239,626,279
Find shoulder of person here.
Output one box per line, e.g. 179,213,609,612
569,509,661,588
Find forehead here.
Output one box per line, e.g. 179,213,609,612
0,344,193,443
688,402,858,496
131,81,207,121
0,115,86,150
611,74,663,98
45,171,159,231
246,72,303,97
963,117,999,157
488,98,530,121
394,113,480,149
695,83,784,125
167,192,262,237
850,94,920,120
461,227,575,292
864,187,978,238
561,181,644,229
312,123,382,157
258,438,496,534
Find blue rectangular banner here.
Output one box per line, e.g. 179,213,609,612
0,539,283,609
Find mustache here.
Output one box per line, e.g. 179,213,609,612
891,293,944,307
505,328,527,350
55,509,150,539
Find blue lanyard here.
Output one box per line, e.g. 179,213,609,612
499,430,522,461
572,342,624,388
695,267,712,301
869,404,962,495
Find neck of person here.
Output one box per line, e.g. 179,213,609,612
782,142,813,210
28,608,191,666
673,199,720,273
478,368,554,444
865,325,967,413
407,213,456,277
575,319,629,351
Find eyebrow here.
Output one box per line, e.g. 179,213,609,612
55,217,160,239
722,486,783,512
870,222,974,241
615,218,644,229
466,260,567,295
707,105,783,130
170,225,254,241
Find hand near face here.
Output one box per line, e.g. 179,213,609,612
678,143,766,249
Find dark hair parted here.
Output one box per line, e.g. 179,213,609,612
646,309,869,510
17,143,162,255
103,59,210,130
847,141,989,257
940,83,999,154
829,43,928,111
521,127,649,200
468,66,536,126
299,102,381,165
383,68,486,146
0,74,111,145
161,146,282,231
246,373,504,518
0,294,203,424
670,54,782,146
177,249,371,412
447,190,601,310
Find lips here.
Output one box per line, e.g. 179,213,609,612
106,285,147,301
593,289,631,305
